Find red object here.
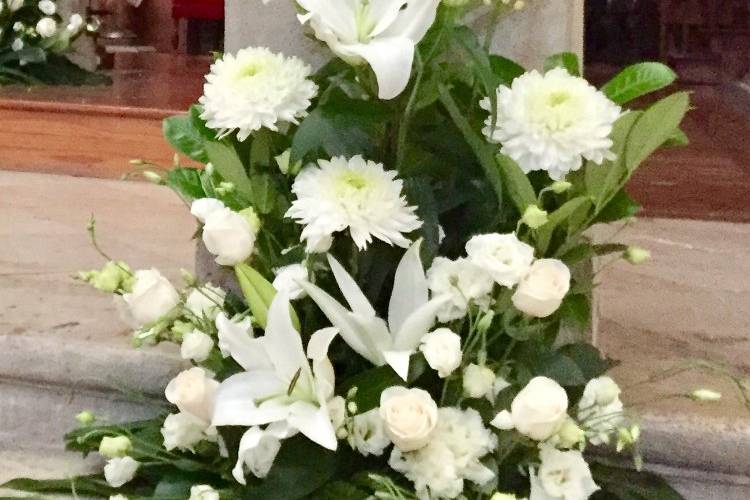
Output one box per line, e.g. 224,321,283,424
172,0,224,21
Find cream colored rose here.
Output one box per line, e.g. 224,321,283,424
511,259,570,318
510,376,568,441
180,330,215,363
379,386,438,452
465,233,535,287
201,207,257,266
419,328,462,378
165,367,219,423
122,269,180,326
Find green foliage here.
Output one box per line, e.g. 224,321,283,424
591,463,686,500
601,62,677,105
235,263,299,330
166,167,206,200
496,153,536,214
163,106,213,163
543,52,581,76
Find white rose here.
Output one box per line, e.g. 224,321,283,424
122,269,180,326
272,263,308,300
185,284,226,320
103,456,139,488
202,207,256,266
530,446,599,500
35,17,56,37
512,259,570,318
463,363,496,399
8,0,23,12
11,38,23,52
426,257,495,322
577,376,624,446
379,387,438,452
510,377,568,441
190,198,226,223
189,485,220,500
419,328,462,378
180,330,215,362
38,0,55,15
67,13,84,32
165,367,219,422
162,412,210,451
466,233,535,287
348,408,391,457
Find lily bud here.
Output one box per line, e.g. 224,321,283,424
521,205,548,229
75,411,95,425
550,180,572,194
99,436,132,458
624,246,651,264
142,171,163,184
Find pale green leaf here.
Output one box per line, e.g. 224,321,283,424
601,62,677,105
496,153,537,214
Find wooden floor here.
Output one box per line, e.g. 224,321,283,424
1,55,749,222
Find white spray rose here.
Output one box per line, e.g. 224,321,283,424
8,0,23,12
201,206,257,266
67,13,84,32
463,363,496,400
38,0,55,15
466,233,535,287
380,386,438,452
103,456,139,488
530,446,599,500
419,328,462,378
185,284,226,320
189,485,220,500
162,412,210,451
165,367,219,423
35,17,56,37
496,376,569,441
272,263,308,300
577,376,624,446
512,259,570,318
122,269,180,326
426,257,495,322
190,198,226,223
348,408,391,457
180,330,215,362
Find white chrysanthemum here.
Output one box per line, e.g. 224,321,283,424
389,407,497,500
286,155,423,251
481,68,623,180
199,47,318,141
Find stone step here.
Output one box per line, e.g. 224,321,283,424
2,171,750,499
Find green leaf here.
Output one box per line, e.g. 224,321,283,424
559,294,591,331
560,343,613,381
585,111,642,210
235,264,299,330
310,481,369,500
593,243,629,256
21,54,112,86
663,128,689,147
438,85,504,207
250,128,274,168
594,189,641,224
560,243,594,266
204,141,254,201
591,463,686,500
496,153,536,214
243,435,339,500
601,62,677,105
163,113,210,163
0,476,116,497
488,55,526,85
247,172,277,215
625,92,690,173
338,365,403,413
535,196,592,255
543,52,580,76
166,167,206,200
291,90,387,162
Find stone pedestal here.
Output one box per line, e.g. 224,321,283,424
224,1,583,70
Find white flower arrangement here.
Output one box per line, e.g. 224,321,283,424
0,0,103,84
6,1,695,500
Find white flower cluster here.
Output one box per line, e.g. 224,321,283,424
427,232,571,321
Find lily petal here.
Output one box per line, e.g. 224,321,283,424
296,0,358,42
288,401,338,451
392,295,448,350
307,327,339,361
381,0,440,42
382,349,413,381
388,239,428,335
216,313,271,371
264,293,310,382
327,254,375,317
346,36,415,100
212,372,285,426
368,0,409,38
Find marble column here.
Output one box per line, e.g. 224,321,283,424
224,0,584,70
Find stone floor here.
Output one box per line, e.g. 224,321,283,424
1,170,750,495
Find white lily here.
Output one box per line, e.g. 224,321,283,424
296,0,440,100
298,240,447,381
212,293,339,483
